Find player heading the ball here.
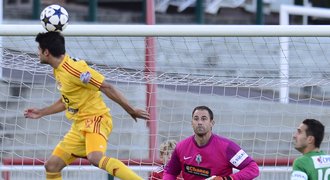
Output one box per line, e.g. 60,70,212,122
24,31,150,180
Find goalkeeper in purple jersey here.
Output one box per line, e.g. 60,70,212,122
291,119,330,180
164,106,259,180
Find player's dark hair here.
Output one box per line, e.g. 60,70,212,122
35,32,65,58
303,119,325,148
192,106,214,120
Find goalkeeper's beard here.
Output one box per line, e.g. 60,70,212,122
194,126,207,137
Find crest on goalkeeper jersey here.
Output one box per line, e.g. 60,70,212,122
195,154,202,165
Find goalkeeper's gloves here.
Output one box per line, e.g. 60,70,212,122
205,176,233,180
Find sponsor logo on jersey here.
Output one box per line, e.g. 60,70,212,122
312,155,330,169
184,156,192,160
80,71,91,84
67,107,78,114
291,170,308,180
184,164,210,177
230,149,248,167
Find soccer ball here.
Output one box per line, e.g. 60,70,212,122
40,4,69,32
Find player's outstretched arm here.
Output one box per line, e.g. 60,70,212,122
231,159,259,180
100,81,150,122
24,98,66,119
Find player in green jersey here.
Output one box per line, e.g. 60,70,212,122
291,119,330,180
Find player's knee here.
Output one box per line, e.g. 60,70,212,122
45,159,64,172
87,152,103,166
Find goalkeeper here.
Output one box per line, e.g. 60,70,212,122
291,119,330,180
24,32,150,180
163,106,259,180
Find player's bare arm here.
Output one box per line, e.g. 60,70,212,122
100,81,150,122
24,98,66,119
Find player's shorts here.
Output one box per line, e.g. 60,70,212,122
52,113,113,165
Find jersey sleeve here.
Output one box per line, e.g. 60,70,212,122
164,147,182,179
226,141,260,179
291,159,308,180
76,60,105,90
226,141,252,168
291,171,308,180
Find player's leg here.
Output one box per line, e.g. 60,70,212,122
44,152,67,180
46,128,81,180
81,113,143,179
85,133,143,180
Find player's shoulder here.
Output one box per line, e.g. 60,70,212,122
63,56,89,72
66,55,87,66
176,135,194,147
211,134,244,153
293,155,310,165
213,133,235,144
292,156,311,172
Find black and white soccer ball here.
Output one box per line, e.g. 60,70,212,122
40,4,69,32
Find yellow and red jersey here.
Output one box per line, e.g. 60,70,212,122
54,54,109,121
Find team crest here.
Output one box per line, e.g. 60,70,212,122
195,154,202,165
85,118,93,128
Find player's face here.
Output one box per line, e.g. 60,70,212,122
192,109,214,137
38,46,49,64
293,123,309,153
